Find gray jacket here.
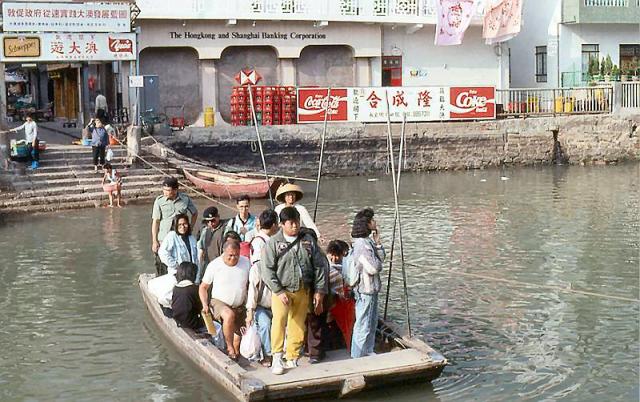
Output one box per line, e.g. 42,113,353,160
260,229,327,295
352,237,385,294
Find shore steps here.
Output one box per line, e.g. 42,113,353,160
0,144,180,215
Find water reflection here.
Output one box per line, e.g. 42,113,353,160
0,164,638,401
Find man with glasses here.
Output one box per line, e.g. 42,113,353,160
225,194,256,242
196,206,225,284
151,177,198,276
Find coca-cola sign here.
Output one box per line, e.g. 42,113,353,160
109,37,134,54
297,88,348,122
449,87,496,119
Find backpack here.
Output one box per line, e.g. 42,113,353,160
342,250,359,288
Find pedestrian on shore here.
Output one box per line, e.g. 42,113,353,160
101,163,122,208
90,118,109,173
260,206,327,375
274,183,321,239
95,90,108,122
199,240,251,361
196,206,225,284
10,114,39,169
151,176,198,276
350,208,385,359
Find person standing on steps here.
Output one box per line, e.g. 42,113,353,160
95,90,108,122
10,114,39,169
90,118,109,173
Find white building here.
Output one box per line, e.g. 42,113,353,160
508,0,640,88
131,0,510,124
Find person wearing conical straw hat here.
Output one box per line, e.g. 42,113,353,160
274,183,321,239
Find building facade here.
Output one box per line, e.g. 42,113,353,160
508,0,640,88
134,0,510,124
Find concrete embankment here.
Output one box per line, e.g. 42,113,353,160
163,114,640,175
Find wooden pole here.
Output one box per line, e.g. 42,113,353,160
247,84,274,209
382,91,411,337
383,112,406,320
312,87,331,222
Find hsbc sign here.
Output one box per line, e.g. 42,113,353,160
297,86,496,123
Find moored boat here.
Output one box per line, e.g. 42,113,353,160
183,168,283,199
139,273,447,401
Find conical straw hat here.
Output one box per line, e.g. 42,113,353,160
275,183,304,203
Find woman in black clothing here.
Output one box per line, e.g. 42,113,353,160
171,262,205,330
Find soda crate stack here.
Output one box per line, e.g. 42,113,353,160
230,86,297,126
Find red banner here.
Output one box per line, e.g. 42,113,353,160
449,86,496,119
296,88,348,122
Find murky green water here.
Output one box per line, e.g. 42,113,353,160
1,164,638,401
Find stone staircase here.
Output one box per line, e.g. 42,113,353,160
0,144,180,215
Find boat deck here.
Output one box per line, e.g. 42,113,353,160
139,273,446,401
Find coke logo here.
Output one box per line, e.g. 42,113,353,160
108,37,133,53
455,91,488,112
302,95,345,112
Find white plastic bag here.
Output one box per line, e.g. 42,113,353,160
105,147,114,161
239,324,261,360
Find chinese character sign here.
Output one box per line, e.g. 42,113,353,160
349,87,445,123
1,33,137,62
2,2,131,33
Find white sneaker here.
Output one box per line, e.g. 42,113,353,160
271,353,284,375
283,358,298,369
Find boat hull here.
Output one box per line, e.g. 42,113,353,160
183,168,280,199
138,273,446,401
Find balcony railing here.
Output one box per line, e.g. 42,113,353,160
584,0,628,6
496,86,614,117
136,0,485,23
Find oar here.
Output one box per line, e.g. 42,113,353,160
312,87,331,222
247,84,274,209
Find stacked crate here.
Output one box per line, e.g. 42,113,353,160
230,86,297,126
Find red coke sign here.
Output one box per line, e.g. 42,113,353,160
449,87,496,119
108,37,133,54
297,88,348,123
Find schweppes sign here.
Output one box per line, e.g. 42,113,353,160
3,37,41,58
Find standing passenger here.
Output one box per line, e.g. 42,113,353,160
151,177,198,276
196,206,225,284
245,209,279,366
225,195,256,242
274,183,321,239
260,206,327,375
350,208,385,359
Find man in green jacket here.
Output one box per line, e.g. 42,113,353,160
260,206,327,375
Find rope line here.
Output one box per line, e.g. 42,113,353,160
111,132,236,212
398,260,640,303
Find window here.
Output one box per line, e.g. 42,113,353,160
582,44,599,81
535,46,547,83
619,44,640,75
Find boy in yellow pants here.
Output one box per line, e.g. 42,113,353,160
260,206,327,375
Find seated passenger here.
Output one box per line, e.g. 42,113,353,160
172,262,205,330
245,209,279,366
199,240,251,360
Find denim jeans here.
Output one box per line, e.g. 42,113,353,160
255,306,272,358
350,291,378,358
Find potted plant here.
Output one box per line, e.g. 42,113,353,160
611,65,619,81
633,63,640,81
621,67,630,82
599,57,606,82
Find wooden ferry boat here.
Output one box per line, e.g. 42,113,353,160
183,168,283,199
139,273,447,401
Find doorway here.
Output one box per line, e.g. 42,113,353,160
382,55,402,87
